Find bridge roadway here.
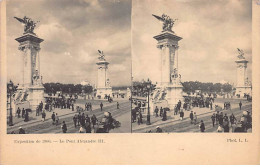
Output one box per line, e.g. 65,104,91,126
7,100,131,134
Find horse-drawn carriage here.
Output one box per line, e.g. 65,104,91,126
96,112,121,133
234,111,252,132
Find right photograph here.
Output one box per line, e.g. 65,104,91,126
131,0,252,133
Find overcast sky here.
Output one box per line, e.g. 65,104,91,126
7,0,131,86
132,0,252,85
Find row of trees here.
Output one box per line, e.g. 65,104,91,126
43,83,93,94
8,80,233,95
132,80,233,96
132,80,156,97
182,81,233,93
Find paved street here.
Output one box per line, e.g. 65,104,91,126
133,98,252,133
7,99,131,134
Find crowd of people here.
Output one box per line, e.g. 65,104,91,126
11,94,125,134
132,93,252,133
44,96,75,111
211,110,252,133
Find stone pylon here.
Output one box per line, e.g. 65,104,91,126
96,53,112,99
15,32,45,110
152,30,184,109
235,55,252,98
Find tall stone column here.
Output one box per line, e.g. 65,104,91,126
235,52,252,97
97,61,109,88
15,33,45,110
153,31,184,107
236,59,248,87
16,34,43,86
96,51,112,99
151,14,184,108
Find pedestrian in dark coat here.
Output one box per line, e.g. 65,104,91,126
174,105,178,115
17,107,21,118
36,106,40,116
42,110,46,121
117,102,119,109
162,109,167,121
90,103,92,111
239,101,242,110
229,113,236,126
224,113,228,121
180,109,184,120
22,108,25,118
137,111,142,125
73,114,77,128
91,115,97,128
216,111,220,124
154,106,159,117
81,113,86,126
51,112,56,125
132,109,137,122
190,111,194,124
223,119,229,133
61,121,67,133
85,103,88,110
211,113,216,127
219,112,224,126
77,112,81,126
100,102,103,111
85,115,90,123
199,120,205,132
159,107,163,117
24,111,29,122
72,103,74,111
85,122,91,133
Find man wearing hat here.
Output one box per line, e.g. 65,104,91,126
156,126,162,133
18,127,25,134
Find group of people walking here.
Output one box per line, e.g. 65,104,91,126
85,102,93,111
16,107,29,122
154,106,168,121
211,111,237,132
72,112,98,133
45,96,75,111
211,110,252,133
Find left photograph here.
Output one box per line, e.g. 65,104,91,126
6,0,132,134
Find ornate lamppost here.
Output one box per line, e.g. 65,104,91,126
146,81,151,125
7,80,14,126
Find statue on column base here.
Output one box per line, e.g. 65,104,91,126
170,68,182,85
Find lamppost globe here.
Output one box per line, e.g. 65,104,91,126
147,83,151,89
